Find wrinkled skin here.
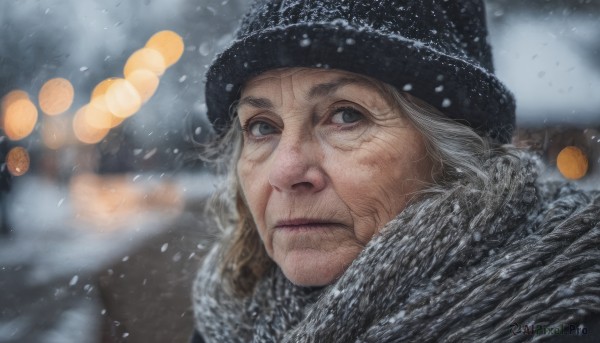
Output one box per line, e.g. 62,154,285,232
236,68,433,286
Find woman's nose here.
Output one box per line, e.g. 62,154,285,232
267,136,326,193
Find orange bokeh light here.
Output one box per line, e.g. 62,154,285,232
85,96,119,129
91,78,119,101
73,105,109,144
123,48,166,78
145,30,184,68
6,146,30,176
41,116,69,150
126,69,160,103
2,97,38,141
557,146,588,180
1,90,29,114
89,79,126,128
38,78,75,116
104,79,142,118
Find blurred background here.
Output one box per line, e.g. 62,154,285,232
0,0,598,342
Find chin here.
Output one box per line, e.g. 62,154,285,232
276,249,350,287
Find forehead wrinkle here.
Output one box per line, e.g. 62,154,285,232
305,77,359,101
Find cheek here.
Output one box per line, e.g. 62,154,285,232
328,129,431,234
237,156,269,233
376,135,431,215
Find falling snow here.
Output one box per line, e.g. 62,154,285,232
69,275,79,287
143,148,158,160
299,38,312,47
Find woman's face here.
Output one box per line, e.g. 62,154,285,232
236,68,433,286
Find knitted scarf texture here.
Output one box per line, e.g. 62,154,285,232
193,153,600,342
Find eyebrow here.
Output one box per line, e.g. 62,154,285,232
237,96,273,110
237,77,363,110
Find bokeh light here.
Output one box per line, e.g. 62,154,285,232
557,146,588,180
89,78,126,128
145,30,184,68
1,90,29,114
123,48,166,78
41,116,69,150
84,96,122,129
38,78,75,116
1,30,184,150
104,79,142,118
69,173,184,230
91,78,119,101
2,96,38,141
73,105,109,144
6,146,30,176
126,69,160,103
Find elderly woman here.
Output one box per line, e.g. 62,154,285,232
192,0,600,342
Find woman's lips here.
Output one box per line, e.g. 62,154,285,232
273,219,342,231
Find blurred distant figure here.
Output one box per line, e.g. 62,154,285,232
0,137,11,236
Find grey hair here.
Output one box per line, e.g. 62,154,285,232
382,86,493,187
201,81,502,296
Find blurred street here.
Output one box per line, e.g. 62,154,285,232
0,172,218,343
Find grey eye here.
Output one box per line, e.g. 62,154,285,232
249,121,277,137
331,107,363,124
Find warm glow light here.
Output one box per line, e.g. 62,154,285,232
123,48,166,78
38,78,75,115
85,96,118,129
91,78,119,101
70,173,184,231
557,146,588,180
73,105,109,144
126,69,160,103
3,98,38,140
6,146,30,176
1,90,29,114
89,79,126,128
145,30,184,68
104,79,142,118
41,116,68,150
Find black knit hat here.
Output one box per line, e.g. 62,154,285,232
205,0,516,143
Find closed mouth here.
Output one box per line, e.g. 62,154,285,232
273,219,341,231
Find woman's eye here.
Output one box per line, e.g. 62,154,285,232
331,107,364,125
249,121,277,137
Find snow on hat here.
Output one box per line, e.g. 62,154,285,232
205,0,516,143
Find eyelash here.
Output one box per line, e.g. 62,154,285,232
240,117,272,134
329,106,364,126
240,105,367,139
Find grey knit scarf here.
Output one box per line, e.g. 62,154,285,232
193,153,600,342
